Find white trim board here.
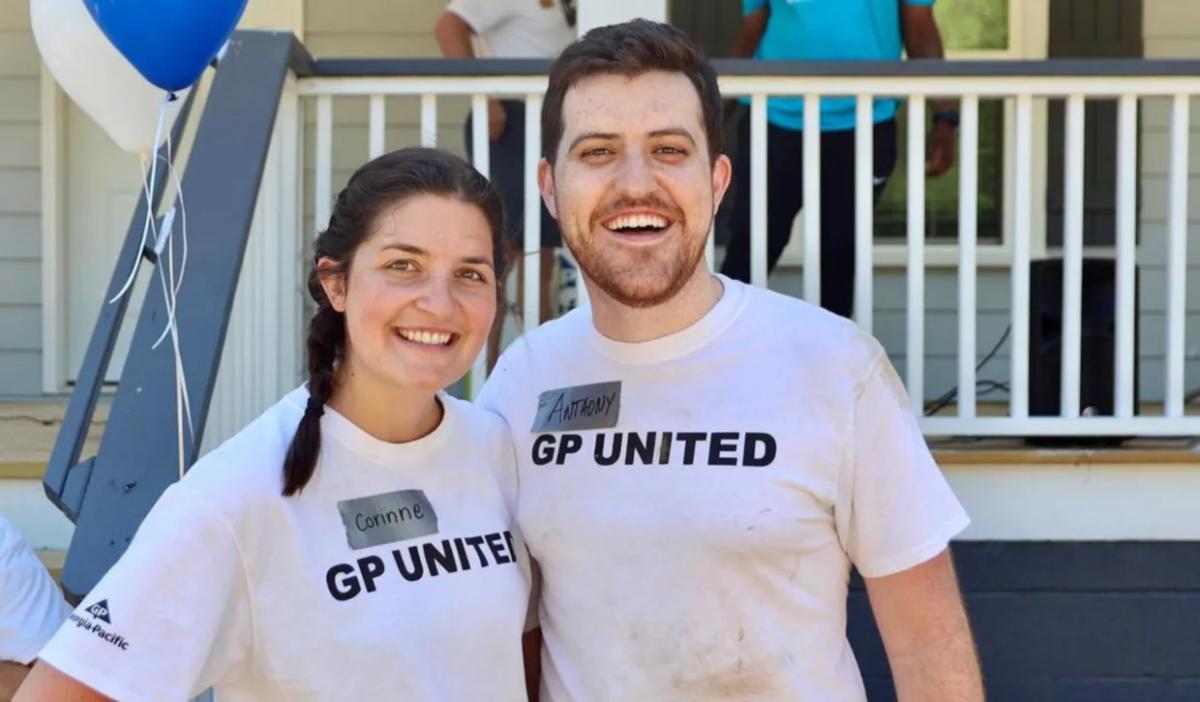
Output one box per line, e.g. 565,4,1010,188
946,462,1200,541
39,63,66,394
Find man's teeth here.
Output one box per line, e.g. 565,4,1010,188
606,214,668,230
398,330,452,345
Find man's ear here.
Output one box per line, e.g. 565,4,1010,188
316,258,347,312
711,154,733,212
537,158,558,220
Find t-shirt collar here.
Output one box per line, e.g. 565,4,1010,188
584,274,747,365
316,392,457,466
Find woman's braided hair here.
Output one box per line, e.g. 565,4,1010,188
281,147,505,496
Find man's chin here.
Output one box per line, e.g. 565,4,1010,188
592,270,694,309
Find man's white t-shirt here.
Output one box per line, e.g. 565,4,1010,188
447,0,574,58
0,515,71,664
39,388,531,702
478,276,970,702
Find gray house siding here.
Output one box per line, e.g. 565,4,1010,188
0,0,42,396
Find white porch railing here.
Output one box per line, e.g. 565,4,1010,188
293,60,1200,439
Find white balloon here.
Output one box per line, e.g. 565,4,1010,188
30,0,189,155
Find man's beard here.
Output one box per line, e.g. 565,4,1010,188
564,205,711,309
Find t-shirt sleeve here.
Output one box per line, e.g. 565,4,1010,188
37,484,252,702
0,517,71,664
903,0,936,6
742,0,767,14
834,350,969,578
446,0,513,35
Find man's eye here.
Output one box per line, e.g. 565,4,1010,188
657,146,687,156
584,147,613,157
386,259,416,272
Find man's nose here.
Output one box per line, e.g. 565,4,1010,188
614,152,657,197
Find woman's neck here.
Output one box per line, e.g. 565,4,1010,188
324,364,443,444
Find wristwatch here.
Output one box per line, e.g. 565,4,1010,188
932,109,960,128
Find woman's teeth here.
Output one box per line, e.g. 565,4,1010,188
397,329,452,346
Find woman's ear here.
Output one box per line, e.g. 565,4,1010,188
316,258,348,312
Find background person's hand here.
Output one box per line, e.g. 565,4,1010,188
926,121,956,177
488,99,507,141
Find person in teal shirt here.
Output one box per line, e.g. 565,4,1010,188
721,0,957,318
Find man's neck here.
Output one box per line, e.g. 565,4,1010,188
587,267,725,343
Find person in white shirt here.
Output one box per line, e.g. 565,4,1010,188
436,0,576,349
477,20,985,701
16,148,534,702
0,516,71,701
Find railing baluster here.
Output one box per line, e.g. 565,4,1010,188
1115,94,1138,419
468,94,489,396
369,95,385,158
1166,94,1190,417
1010,94,1033,419
750,93,768,288
315,95,332,233
906,96,926,413
523,93,543,331
958,96,979,418
1061,94,1085,417
854,94,873,331
421,93,438,148
803,93,821,303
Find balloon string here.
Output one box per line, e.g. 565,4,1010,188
158,129,194,447
108,92,171,305
151,133,188,349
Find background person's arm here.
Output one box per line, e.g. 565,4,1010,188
864,549,984,702
729,6,768,59
11,661,110,702
724,7,769,121
434,9,507,140
900,5,956,176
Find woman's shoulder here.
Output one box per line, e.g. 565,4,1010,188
178,387,307,510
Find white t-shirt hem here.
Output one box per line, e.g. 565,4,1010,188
854,509,971,579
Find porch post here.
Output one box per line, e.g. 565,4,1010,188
577,0,667,33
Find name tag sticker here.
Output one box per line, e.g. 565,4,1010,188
337,489,439,550
532,381,621,432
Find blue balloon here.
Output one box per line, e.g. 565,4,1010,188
83,0,247,92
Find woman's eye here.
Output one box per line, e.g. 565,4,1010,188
386,259,416,272
459,269,488,283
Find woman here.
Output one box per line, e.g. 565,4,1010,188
16,148,532,701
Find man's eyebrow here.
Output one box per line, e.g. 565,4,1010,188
649,128,697,145
567,131,620,153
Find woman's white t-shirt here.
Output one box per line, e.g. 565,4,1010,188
38,388,531,701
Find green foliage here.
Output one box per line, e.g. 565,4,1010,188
935,0,1009,51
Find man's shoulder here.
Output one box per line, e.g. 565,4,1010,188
479,308,589,413
738,283,885,378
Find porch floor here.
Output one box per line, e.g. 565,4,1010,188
1,400,1198,478
0,400,106,479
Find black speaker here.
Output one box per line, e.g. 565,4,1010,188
1028,258,1138,438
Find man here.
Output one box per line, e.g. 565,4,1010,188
478,20,983,701
435,0,576,333
721,0,957,319
0,516,71,701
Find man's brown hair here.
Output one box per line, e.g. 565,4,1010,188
541,19,724,165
